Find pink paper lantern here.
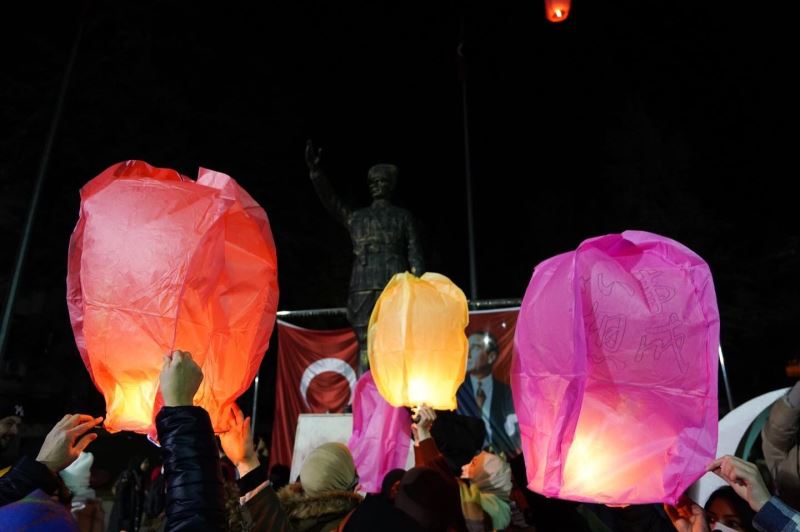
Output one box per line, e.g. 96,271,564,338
348,371,412,493
512,230,719,505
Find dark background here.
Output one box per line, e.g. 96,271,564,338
0,0,796,476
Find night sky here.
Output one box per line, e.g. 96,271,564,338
1,0,796,441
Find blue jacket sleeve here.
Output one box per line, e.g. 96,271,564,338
0,456,61,507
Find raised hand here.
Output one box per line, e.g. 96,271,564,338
219,403,259,476
707,455,771,512
664,494,710,532
36,414,103,472
411,405,436,445
160,350,203,407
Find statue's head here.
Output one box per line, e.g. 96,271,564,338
367,164,398,200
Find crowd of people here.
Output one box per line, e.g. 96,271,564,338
3,351,800,531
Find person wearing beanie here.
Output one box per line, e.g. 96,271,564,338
277,442,362,531
0,396,25,474
429,410,487,477
0,410,101,508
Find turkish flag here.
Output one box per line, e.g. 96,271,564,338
269,321,358,468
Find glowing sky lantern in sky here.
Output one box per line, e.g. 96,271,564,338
544,0,571,22
67,160,278,435
513,230,719,505
368,272,468,410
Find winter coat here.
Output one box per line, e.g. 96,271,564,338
762,394,800,510
156,406,226,531
107,466,145,532
235,464,293,532
0,455,65,507
277,481,362,532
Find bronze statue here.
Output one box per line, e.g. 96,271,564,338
305,140,425,375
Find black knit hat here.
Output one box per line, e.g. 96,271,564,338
430,410,486,475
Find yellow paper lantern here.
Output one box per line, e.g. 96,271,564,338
368,272,468,409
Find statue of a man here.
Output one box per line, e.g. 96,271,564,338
305,140,425,375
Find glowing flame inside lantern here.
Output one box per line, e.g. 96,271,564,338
544,0,571,22
558,385,700,503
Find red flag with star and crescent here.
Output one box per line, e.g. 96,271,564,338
269,321,358,468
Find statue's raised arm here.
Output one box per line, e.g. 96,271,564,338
305,139,352,227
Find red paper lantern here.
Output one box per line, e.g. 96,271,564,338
544,0,571,22
67,160,278,434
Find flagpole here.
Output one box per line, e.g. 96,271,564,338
0,10,85,365
458,21,479,301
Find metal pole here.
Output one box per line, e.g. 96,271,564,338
718,346,735,411
468,298,522,311
458,37,479,301
0,13,85,364
276,307,348,318
274,299,521,320
251,373,260,434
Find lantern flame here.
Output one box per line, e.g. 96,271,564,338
560,392,674,502
544,0,571,22
107,380,158,431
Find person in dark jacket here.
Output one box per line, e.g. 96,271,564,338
340,468,425,532
155,349,226,531
0,412,102,508
106,455,149,532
